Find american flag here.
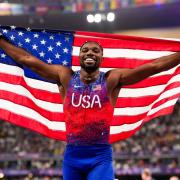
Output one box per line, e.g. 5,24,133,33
0,25,179,143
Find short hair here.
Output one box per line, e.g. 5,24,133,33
80,41,103,53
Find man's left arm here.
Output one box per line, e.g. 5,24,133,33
115,52,180,86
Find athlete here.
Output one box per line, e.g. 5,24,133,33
0,35,180,180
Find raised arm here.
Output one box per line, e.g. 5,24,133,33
107,52,180,88
0,36,72,84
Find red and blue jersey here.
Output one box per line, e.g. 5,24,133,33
64,71,114,145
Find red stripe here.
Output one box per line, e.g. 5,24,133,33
109,104,175,143
142,104,175,123
116,82,180,107
0,109,66,141
109,125,142,143
111,113,146,126
112,96,179,126
124,66,180,88
72,56,152,68
0,90,64,122
75,32,180,51
123,76,178,89
0,73,63,103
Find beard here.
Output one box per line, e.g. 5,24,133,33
80,61,99,72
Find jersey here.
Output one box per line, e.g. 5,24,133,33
63,71,114,145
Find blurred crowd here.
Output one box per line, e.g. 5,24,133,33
0,0,178,16
0,102,179,174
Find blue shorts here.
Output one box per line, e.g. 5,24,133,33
63,144,114,180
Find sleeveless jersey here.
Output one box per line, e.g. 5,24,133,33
63,71,114,145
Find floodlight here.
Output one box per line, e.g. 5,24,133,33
107,12,115,22
94,13,102,23
87,14,94,23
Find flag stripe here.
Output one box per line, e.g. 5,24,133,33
72,56,153,69
1,63,179,99
114,86,180,116
116,87,180,107
0,90,63,121
0,109,66,141
0,99,66,130
0,81,63,112
0,63,59,93
75,31,180,51
73,46,174,59
112,94,180,125
109,104,175,142
0,72,62,103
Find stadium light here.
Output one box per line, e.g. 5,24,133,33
94,13,102,23
87,14,94,23
107,12,115,22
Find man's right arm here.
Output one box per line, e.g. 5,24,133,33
0,36,71,83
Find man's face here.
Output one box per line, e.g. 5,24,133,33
79,42,103,72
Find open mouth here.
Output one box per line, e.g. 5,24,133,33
84,58,96,63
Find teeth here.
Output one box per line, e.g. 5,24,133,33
85,58,94,62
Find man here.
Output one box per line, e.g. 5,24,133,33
0,34,180,180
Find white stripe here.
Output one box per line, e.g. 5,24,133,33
1,63,179,99
73,46,174,59
114,90,179,116
72,64,179,77
110,120,143,134
110,98,178,135
0,99,66,131
147,98,178,115
75,34,180,42
0,63,59,93
119,74,180,98
0,82,63,113
1,64,179,98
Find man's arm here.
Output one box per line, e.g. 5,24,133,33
0,36,71,83
108,52,180,87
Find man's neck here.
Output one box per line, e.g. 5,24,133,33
80,68,100,84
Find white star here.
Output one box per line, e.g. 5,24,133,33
55,53,61,59
18,32,24,36
10,35,15,41
49,35,54,40
25,38,31,43
63,48,69,53
48,46,53,51
40,39,46,45
62,60,68,65
65,36,70,42
56,41,62,46
32,44,38,50
2,29,8,34
34,33,39,38
1,53,6,58
39,51,45,57
47,58,52,64
18,42,23,47
10,25,16,30
26,27,31,31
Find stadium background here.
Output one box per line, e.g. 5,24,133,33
0,0,180,179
